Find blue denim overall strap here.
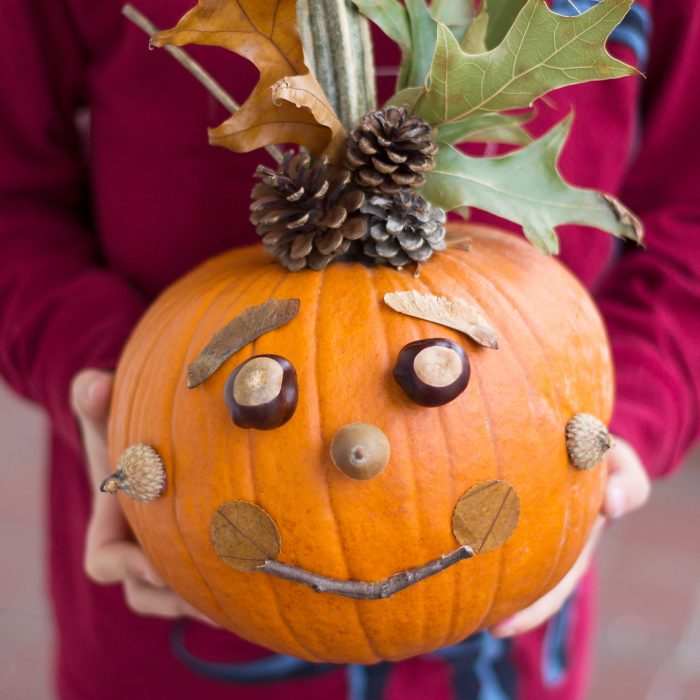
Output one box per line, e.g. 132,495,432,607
170,623,518,699
432,632,516,700
541,594,575,688
169,620,340,683
550,0,652,69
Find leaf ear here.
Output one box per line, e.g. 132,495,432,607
153,0,345,158
422,117,643,254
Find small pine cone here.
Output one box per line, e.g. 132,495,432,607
346,106,438,194
100,444,166,502
361,190,447,267
250,151,368,271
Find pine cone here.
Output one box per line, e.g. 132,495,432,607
251,152,367,271
346,106,438,194
361,190,447,267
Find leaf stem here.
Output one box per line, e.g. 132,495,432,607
121,4,284,165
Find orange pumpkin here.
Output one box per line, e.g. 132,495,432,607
108,224,612,663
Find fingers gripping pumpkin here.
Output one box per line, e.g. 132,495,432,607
107,224,613,663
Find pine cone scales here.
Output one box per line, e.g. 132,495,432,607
251,152,367,271
346,106,438,194
362,190,447,267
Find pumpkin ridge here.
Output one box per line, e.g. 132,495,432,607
329,265,384,661
457,250,573,602
169,269,272,627
419,252,512,637
466,347,507,631
360,264,436,657
114,286,192,567
444,250,561,434
442,248,538,626
111,264,228,451
211,266,310,651
445,249,567,611
408,267,464,650
412,250,513,643
244,270,329,661
452,245,591,609
143,271,244,614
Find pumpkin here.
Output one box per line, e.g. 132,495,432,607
107,223,612,663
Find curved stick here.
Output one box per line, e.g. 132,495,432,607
260,545,474,600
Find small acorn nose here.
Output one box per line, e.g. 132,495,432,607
330,423,390,480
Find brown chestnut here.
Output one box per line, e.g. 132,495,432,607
393,338,470,407
225,355,298,430
330,423,390,480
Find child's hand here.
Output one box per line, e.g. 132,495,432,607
71,369,216,625
489,436,651,638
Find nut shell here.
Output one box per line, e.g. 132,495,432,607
100,444,166,502
330,423,390,480
565,413,614,470
393,338,470,407
225,355,298,430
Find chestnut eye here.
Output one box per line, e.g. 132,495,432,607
393,339,470,407
225,355,298,430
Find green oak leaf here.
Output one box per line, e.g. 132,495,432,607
484,0,529,50
399,0,438,89
415,0,635,128
437,112,534,146
422,117,643,254
352,0,436,91
461,4,489,53
350,0,410,49
431,0,473,42
386,85,425,110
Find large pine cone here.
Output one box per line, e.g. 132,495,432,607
251,152,367,271
362,190,447,267
346,106,438,194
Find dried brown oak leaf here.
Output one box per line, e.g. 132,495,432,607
452,480,520,554
152,0,345,159
211,500,282,573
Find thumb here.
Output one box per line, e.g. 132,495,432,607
603,437,651,520
71,369,114,486
71,369,114,431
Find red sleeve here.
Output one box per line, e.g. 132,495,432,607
596,0,700,478
0,2,146,454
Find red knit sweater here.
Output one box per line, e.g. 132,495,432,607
1,1,697,698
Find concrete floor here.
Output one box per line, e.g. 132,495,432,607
0,379,698,699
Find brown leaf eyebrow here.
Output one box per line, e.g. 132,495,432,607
186,298,300,388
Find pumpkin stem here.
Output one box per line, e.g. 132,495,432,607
296,0,377,132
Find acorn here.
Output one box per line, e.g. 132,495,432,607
393,338,470,407
565,413,614,470
100,444,166,502
330,423,390,480
225,355,298,430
